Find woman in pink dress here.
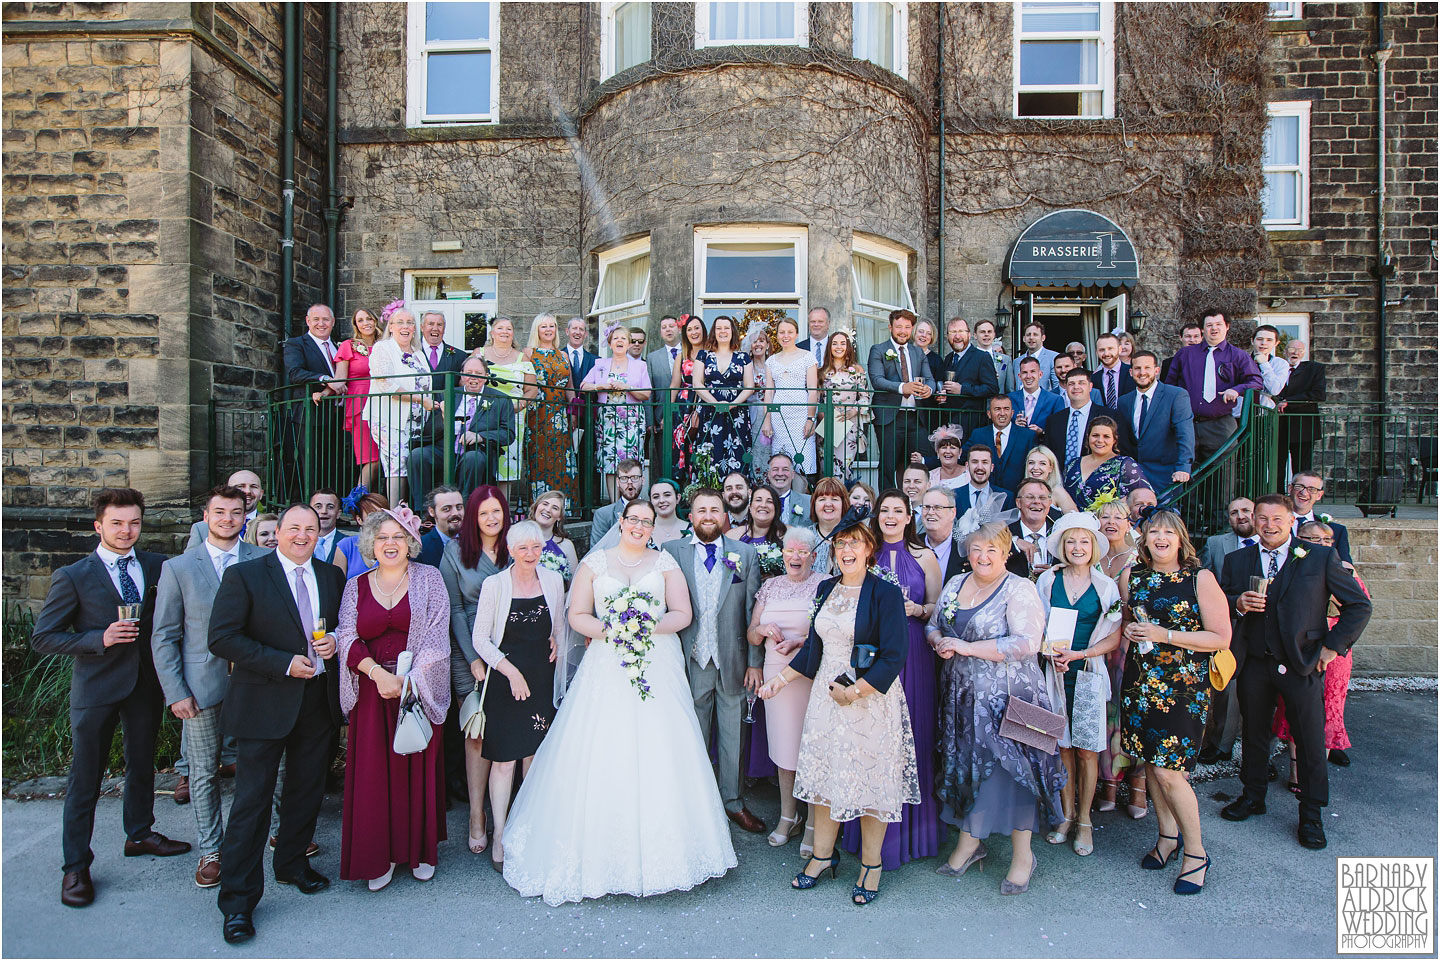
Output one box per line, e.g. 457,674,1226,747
330,307,383,491
747,526,825,853
335,506,450,891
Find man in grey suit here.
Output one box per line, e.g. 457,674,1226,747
645,315,682,466
765,453,812,527
662,489,765,834
1196,496,1257,765
152,485,268,888
867,308,936,489
186,469,263,550
588,459,646,549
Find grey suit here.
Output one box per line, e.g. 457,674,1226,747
186,514,259,552
589,499,631,550
663,537,761,813
645,345,678,430
777,490,813,528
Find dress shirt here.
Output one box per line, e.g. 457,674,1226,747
1132,383,1158,437
1293,512,1327,536
1099,363,1124,408
1019,388,1045,424
690,537,727,669
309,333,336,375
1261,537,1293,578
314,528,338,561
925,534,953,569
1238,535,1257,548
205,540,241,582
1164,341,1263,418
892,339,916,409
96,544,145,598
991,424,1012,457
810,337,828,367
276,552,324,674
1242,354,1290,417
1015,521,1051,564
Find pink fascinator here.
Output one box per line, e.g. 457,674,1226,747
928,424,963,446
380,504,423,543
380,298,407,325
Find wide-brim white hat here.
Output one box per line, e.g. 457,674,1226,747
1046,511,1109,563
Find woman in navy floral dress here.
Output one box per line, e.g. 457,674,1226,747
1063,417,1151,509
1118,509,1231,895
693,315,755,479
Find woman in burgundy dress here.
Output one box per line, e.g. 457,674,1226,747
336,506,451,891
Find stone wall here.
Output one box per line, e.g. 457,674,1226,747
1347,517,1437,676
1265,2,1438,406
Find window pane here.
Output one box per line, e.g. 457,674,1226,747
1019,39,1098,86
426,52,492,116
412,272,497,301
1264,115,1301,167
1263,172,1299,222
852,252,906,308
709,2,795,42
596,253,651,310
426,2,490,42
853,2,894,69
614,2,652,73
1021,1,1101,33
704,243,797,294
700,304,798,329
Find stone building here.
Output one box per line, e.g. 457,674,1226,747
2,2,1436,637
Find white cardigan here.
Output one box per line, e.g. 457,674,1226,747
364,337,430,431
470,566,567,668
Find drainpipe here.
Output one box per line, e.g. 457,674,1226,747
281,3,298,335
1373,4,1392,415
935,7,947,322
324,2,340,310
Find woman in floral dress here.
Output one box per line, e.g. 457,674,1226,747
669,315,706,486
693,315,755,479
1119,509,1231,895
580,325,652,502
1063,417,1151,509
817,330,871,481
483,317,537,504
523,312,577,506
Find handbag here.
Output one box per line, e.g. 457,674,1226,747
999,669,1066,755
392,675,434,755
457,670,492,740
850,643,878,676
1209,648,1237,691
1068,657,1110,753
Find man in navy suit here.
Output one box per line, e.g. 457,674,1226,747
1043,368,1126,469
1010,355,1065,443
32,488,190,907
1288,471,1353,566
795,306,832,368
867,309,936,489
280,304,341,502
308,488,343,565
565,317,600,480
966,394,1035,494
1118,350,1194,496
417,486,464,566
954,444,1014,515
937,317,999,435
1092,332,1135,410
417,311,469,389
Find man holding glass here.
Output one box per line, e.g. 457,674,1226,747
33,488,191,908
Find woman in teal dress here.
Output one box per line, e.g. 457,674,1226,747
1034,513,1121,858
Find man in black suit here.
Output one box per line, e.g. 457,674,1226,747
937,317,1000,435
565,316,600,485
1275,339,1326,484
795,306,832,368
32,488,191,907
417,486,464,566
209,504,344,942
1092,331,1135,410
1006,479,1064,575
406,356,517,504
280,304,341,501
417,310,469,388
1219,494,1371,850
919,487,967,582
1043,368,1126,470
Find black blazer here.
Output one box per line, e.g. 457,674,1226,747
422,342,469,390
1005,512,1063,577
415,384,516,450
1043,402,1129,463
32,550,165,708
209,552,344,738
282,334,336,423
790,574,907,694
941,346,1000,412
938,539,967,583
1276,360,1327,410
1220,543,1371,676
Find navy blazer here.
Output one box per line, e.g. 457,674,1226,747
1117,384,1195,493
417,528,447,567
421,342,469,390
1009,388,1065,438
940,346,1000,412
282,334,336,423
1042,402,1129,465
1092,363,1135,404
790,574,908,694
955,483,1015,514
965,425,1037,494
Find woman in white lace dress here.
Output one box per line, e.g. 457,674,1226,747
501,500,737,905
760,317,818,475
365,307,438,507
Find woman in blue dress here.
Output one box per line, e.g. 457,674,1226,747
1063,416,1151,509
693,315,756,480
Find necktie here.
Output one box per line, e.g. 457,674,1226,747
294,567,324,674
1024,392,1036,423
670,346,677,362
455,395,478,454
570,348,580,370
1202,346,1218,403
1106,369,1117,408
1241,537,1256,548
215,550,234,582
429,345,440,369
995,429,1004,459
1028,531,1044,561
898,344,911,382
703,543,717,572
1067,409,1083,464
1138,391,1150,436
1266,550,1279,578
116,556,141,604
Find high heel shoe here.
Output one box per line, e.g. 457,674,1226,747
1045,819,1073,845
851,863,882,905
999,858,1035,895
792,855,838,890
1072,822,1094,857
1096,780,1118,813
935,842,987,878
1127,784,1149,819
1174,851,1210,895
767,813,805,847
1140,831,1181,870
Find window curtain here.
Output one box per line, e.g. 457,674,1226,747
614,2,651,73
597,253,650,311
853,2,894,69
710,2,794,42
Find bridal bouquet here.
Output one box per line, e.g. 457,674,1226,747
538,550,570,579
753,541,784,578
601,586,660,701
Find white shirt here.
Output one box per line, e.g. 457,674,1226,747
809,335,828,367
1132,384,1159,437
1260,537,1293,577
1242,354,1290,417
1015,519,1051,562
309,333,336,375
205,540,241,582
276,552,324,674
314,528,338,561
96,544,144,599
891,339,916,408
925,534,953,568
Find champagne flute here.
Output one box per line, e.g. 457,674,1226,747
312,617,328,642
744,691,758,724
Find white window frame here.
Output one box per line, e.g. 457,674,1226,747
1012,1,1115,119
600,2,651,81
1267,2,1302,20
693,224,808,320
850,233,914,358
695,2,809,48
1262,100,1311,229
403,268,498,351
1256,312,1310,351
587,236,652,326
852,1,909,79
406,1,501,127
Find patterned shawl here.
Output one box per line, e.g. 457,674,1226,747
337,562,453,724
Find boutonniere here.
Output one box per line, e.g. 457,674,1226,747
940,587,962,621
480,399,492,412
1292,546,1309,560
868,564,902,588
885,348,899,361
1104,596,1123,619
1318,512,1333,524
721,551,741,577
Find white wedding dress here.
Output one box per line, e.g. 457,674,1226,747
502,549,738,905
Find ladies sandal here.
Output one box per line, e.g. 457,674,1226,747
851,863,882,905
1140,831,1181,870
767,813,805,847
798,822,815,859
1096,780,1118,813
1045,819,1074,845
792,855,838,890
1174,851,1210,895
1072,822,1094,857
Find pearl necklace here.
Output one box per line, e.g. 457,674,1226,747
371,567,409,599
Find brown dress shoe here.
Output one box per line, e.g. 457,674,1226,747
173,776,190,805
726,808,767,834
61,868,95,907
269,836,320,857
217,763,237,778
194,852,222,888
123,832,192,857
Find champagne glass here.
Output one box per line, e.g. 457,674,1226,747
312,617,327,641
744,692,758,724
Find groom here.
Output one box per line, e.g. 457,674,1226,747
664,489,765,834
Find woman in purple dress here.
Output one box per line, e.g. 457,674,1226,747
732,483,789,782
841,489,943,869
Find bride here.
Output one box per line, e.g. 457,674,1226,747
501,500,738,904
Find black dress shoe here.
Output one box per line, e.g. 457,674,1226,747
124,832,192,857
1197,747,1224,765
275,866,330,894
1220,797,1267,821
223,912,255,944
1329,748,1351,767
1298,819,1328,850
61,868,95,907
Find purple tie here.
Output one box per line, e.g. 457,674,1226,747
430,345,440,369
703,543,716,572
294,567,324,675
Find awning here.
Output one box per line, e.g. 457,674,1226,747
1004,209,1139,289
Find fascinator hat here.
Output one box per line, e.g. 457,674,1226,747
379,504,424,544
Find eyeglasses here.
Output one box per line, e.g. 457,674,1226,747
1291,484,1324,495
621,517,655,529
1299,535,1333,546
920,505,955,514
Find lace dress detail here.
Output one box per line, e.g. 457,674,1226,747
501,547,736,905
792,586,920,823
765,351,817,472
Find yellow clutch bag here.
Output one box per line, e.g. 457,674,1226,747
1209,648,1237,691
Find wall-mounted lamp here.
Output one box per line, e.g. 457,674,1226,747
1128,307,1148,334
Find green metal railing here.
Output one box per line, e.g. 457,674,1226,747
1162,391,1276,539
1276,403,1437,509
